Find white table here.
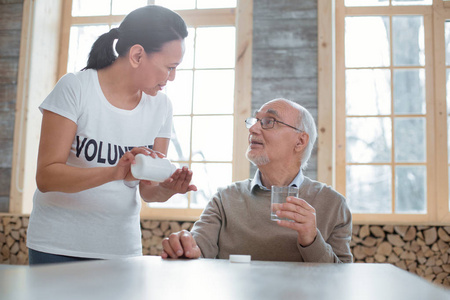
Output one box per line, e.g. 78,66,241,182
1,256,449,300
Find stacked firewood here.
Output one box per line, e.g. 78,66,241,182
0,216,28,265
351,225,450,287
0,216,196,263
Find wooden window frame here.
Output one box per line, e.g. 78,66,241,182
9,0,64,215
318,0,450,225
10,0,252,221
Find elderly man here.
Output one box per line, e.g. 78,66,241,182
161,98,353,263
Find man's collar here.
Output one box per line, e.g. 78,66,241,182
250,169,304,192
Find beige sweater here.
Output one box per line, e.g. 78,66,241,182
191,177,353,263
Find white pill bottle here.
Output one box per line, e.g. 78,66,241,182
131,154,177,182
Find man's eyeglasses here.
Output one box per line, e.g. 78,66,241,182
245,117,302,132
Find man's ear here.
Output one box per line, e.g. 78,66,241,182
295,132,309,152
129,44,145,68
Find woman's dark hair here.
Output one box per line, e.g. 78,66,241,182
83,5,188,70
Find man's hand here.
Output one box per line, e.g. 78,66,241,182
161,230,202,259
273,197,317,247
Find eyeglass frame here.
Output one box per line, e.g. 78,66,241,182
245,117,303,132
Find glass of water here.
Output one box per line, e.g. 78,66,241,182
271,186,299,221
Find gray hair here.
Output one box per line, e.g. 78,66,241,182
271,98,317,170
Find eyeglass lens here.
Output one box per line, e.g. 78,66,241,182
245,117,274,129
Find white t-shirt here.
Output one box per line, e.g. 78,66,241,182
27,69,173,259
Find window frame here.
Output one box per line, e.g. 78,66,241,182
9,0,252,221
318,0,450,225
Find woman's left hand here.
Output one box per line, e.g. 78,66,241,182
142,166,197,194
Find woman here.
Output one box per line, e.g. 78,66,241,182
27,5,196,265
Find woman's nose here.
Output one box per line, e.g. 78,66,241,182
168,69,176,81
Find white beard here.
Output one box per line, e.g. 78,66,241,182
245,147,270,166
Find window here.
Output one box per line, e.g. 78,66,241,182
324,0,450,224
9,0,252,219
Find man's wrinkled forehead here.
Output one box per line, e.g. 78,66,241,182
253,108,280,118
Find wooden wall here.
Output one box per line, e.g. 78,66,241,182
251,0,318,179
0,0,24,212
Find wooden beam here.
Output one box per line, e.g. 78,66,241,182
232,0,252,182
317,0,335,186
9,0,33,213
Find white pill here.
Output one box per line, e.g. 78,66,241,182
229,255,251,263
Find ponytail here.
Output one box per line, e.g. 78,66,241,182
82,5,188,71
82,28,119,70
